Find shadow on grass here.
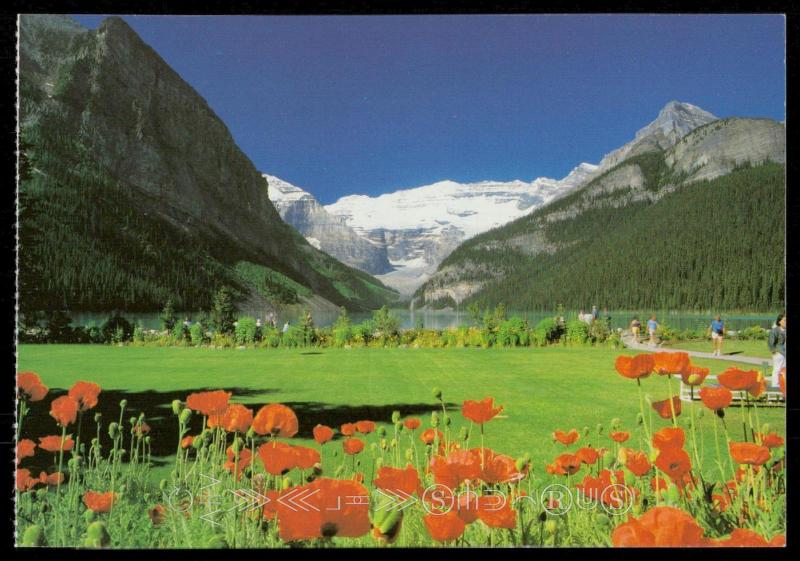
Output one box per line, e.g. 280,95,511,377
19,386,455,472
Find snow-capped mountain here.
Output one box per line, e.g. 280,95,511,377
264,174,393,275
323,163,598,295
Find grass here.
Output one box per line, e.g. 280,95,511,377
662,339,773,360
17,344,784,477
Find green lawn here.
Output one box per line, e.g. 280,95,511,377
17,345,784,477
662,339,773,360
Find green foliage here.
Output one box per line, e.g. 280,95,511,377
44,310,72,343
189,323,206,346
211,287,237,335
566,320,589,345
171,322,188,343
332,308,352,347
160,299,177,332
234,316,258,345
533,317,564,346
101,315,133,343
423,162,785,312
372,306,400,340
497,317,530,347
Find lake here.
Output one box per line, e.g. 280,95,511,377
69,309,778,332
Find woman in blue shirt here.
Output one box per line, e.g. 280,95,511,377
647,315,658,346
709,314,725,357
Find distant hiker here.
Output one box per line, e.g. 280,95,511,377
630,317,641,343
768,313,786,387
282,321,290,334
591,305,599,322
579,310,592,324
256,318,262,328
183,317,191,327
647,315,658,346
709,314,726,357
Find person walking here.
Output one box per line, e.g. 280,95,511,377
647,315,658,346
591,305,599,322
282,321,290,334
768,313,786,387
709,314,726,357
630,317,641,343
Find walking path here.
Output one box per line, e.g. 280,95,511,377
621,333,772,367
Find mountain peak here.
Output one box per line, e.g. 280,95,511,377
636,101,718,141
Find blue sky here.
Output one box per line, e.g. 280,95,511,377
73,14,785,204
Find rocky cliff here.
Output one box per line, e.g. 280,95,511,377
18,15,396,313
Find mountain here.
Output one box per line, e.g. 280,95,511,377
264,174,393,275
17,14,397,316
417,106,785,311
323,163,598,296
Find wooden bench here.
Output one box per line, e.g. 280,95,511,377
679,364,785,407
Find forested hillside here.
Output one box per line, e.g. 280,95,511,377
419,161,784,311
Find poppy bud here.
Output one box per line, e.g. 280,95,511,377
515,453,530,472
138,412,146,422
85,521,110,548
119,399,127,409
246,427,256,440
282,477,291,489
380,438,387,450
443,415,451,426
610,418,621,430
83,508,96,523
545,520,557,534
390,438,398,449
21,524,45,547
159,479,168,491
715,409,725,419
431,412,440,428
170,470,179,480
375,457,384,470
119,449,127,458
172,400,183,416
391,411,401,423
636,413,644,426
459,427,469,441
80,443,86,454
232,437,244,453
762,423,771,433
538,511,547,522
395,422,403,432
371,508,403,544
192,437,203,449
179,408,192,425
108,422,119,439
432,387,442,400
377,426,387,438
687,374,702,385
129,416,137,426
94,412,102,423
582,426,590,436
405,449,414,461
596,424,604,435
145,436,151,445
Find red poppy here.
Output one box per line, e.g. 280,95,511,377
17,439,36,463
355,420,376,434
223,446,252,480
50,395,79,427
652,426,685,450
134,422,151,437
16,468,36,492
429,449,482,488
614,354,654,379
748,375,767,398
17,372,48,402
252,403,298,437
712,481,737,513
729,442,770,466
38,434,74,453
553,429,580,446
293,445,321,470
340,422,357,436
610,431,630,443
651,395,682,419
313,424,334,445
717,368,760,391
713,528,784,547
68,381,102,412
653,352,691,376
424,510,466,542
612,506,707,546
624,450,652,477
180,435,194,449
221,404,253,433
576,470,634,508
474,496,517,529
681,365,709,386
655,447,692,481
552,453,581,476
275,478,370,541
779,368,786,398
576,446,599,465
186,390,231,417
420,428,443,445
83,490,116,513
478,448,527,484
757,432,784,449
258,441,300,476
38,471,64,486
148,504,167,526
699,387,733,411
373,463,422,496
343,437,365,455
403,417,421,430
461,397,503,424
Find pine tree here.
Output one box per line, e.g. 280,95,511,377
211,287,236,335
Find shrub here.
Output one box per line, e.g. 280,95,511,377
533,317,564,345
352,321,374,346
497,317,529,347
234,316,258,345
132,321,145,343
372,306,400,340
101,315,133,343
160,299,177,332
588,319,610,344
171,322,188,344
332,308,352,347
565,320,589,345
189,323,206,346
211,287,237,335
